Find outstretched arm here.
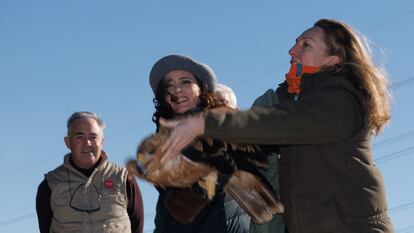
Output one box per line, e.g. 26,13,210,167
160,114,205,163
161,86,359,161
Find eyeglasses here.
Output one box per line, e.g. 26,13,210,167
67,169,102,213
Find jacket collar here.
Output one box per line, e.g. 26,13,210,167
63,151,108,177
277,65,359,101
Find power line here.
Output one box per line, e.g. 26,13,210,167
397,224,414,233
0,213,35,229
0,121,152,180
363,8,414,33
389,201,414,214
0,154,60,181
106,121,151,138
232,64,288,88
391,75,414,91
373,130,414,148
0,209,157,226
0,206,33,219
375,145,414,164
0,210,156,229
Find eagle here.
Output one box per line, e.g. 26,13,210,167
126,123,284,224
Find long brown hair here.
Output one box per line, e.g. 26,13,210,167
315,19,391,135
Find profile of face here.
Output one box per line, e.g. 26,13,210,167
64,117,104,169
163,70,201,114
289,26,339,67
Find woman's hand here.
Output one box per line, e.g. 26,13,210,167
160,114,205,163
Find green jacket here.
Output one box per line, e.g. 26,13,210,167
204,68,394,233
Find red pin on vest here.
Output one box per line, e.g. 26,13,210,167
104,179,113,188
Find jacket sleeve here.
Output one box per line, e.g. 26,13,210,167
127,175,144,233
205,86,360,145
36,179,52,233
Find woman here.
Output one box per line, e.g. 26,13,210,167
149,54,249,233
160,19,395,233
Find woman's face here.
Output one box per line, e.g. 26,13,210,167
288,26,339,67
163,70,201,114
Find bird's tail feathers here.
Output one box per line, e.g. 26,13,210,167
224,171,284,224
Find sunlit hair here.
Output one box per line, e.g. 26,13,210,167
66,111,105,136
152,77,226,130
314,18,391,135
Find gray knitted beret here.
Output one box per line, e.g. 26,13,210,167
149,54,217,94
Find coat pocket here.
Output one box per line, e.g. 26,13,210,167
295,197,347,232
291,185,347,232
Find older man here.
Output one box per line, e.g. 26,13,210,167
36,111,144,233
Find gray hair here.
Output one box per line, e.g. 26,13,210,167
215,83,237,109
66,111,106,135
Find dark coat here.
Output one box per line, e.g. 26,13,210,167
203,67,394,233
153,188,249,233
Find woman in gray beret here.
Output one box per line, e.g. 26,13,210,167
149,54,250,233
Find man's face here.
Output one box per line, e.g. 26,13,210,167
64,117,104,169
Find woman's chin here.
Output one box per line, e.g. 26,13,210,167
174,106,193,114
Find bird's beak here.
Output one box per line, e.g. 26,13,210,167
135,160,148,176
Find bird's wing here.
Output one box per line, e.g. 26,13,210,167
224,170,284,224
128,128,217,192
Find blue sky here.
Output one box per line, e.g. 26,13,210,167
1,1,414,232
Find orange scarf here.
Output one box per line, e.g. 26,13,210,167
285,63,320,94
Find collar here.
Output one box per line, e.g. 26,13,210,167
278,66,356,101
63,151,108,177
285,63,320,94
